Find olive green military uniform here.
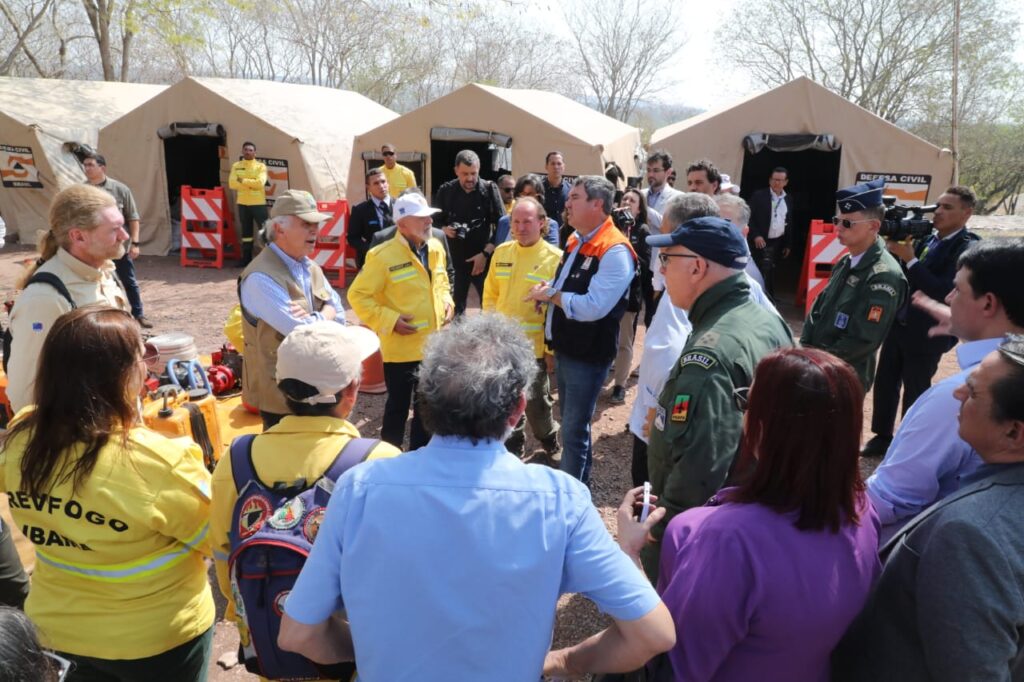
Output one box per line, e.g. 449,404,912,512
642,273,794,579
800,236,908,391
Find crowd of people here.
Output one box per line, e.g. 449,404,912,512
1,142,1024,682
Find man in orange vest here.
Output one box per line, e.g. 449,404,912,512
526,176,636,484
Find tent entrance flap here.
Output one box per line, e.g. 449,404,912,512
739,140,842,296
162,123,225,249
429,127,512,198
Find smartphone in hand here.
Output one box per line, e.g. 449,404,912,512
639,481,652,523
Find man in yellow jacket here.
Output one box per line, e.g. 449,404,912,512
483,196,562,461
228,141,268,264
348,192,454,450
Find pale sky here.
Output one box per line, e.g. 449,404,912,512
531,0,1024,115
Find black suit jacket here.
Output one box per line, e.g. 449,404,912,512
370,226,456,295
747,188,794,246
893,227,980,355
348,198,394,267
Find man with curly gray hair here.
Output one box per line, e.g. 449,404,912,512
280,313,674,680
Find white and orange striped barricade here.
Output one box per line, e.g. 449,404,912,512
796,219,849,314
180,186,240,269
310,200,351,289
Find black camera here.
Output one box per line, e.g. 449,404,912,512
611,207,635,233
879,196,936,242
450,222,470,239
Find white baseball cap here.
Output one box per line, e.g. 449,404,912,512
393,192,441,219
276,322,380,403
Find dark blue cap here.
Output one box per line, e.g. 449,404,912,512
646,216,750,269
836,178,885,213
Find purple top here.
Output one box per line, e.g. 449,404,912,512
657,490,881,682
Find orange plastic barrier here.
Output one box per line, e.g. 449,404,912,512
180,186,241,269
310,200,354,288
795,219,849,314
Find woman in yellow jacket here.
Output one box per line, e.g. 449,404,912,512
0,307,214,682
482,196,563,460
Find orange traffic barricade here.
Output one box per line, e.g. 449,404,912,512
795,219,850,314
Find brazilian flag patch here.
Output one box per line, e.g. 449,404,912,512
671,394,691,422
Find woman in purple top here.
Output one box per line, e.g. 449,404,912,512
618,348,882,682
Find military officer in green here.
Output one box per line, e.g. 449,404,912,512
801,178,908,391
642,215,794,579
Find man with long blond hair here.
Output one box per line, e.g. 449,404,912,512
6,184,129,413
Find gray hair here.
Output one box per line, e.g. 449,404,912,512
715,193,751,226
663,192,720,231
263,215,289,243
573,175,615,214
454,149,480,168
417,314,537,442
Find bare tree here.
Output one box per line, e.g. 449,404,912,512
0,0,54,75
563,0,683,122
720,0,1020,124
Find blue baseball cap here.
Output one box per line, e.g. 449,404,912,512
646,216,749,269
836,178,885,213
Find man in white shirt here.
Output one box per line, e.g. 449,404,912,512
746,167,794,301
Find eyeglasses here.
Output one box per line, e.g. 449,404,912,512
831,216,875,229
500,186,515,193
381,151,395,156
732,386,750,411
43,651,74,680
657,252,701,267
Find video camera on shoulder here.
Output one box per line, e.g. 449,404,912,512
879,196,936,242
611,207,635,232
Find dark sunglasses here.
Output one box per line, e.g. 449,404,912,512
381,151,395,156
732,386,750,411
831,216,874,229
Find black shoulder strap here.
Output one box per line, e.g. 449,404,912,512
26,272,76,309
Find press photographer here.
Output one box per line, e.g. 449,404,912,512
861,186,981,457
434,149,506,316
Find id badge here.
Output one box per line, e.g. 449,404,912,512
654,406,666,432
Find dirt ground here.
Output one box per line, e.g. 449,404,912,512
0,243,962,680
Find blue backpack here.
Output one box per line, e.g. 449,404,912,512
228,433,378,681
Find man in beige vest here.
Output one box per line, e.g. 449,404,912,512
7,184,129,414
238,190,346,430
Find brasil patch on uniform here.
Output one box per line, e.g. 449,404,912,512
868,306,884,322
671,394,691,422
680,352,716,370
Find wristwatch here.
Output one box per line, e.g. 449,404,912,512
131,241,141,247
543,286,558,300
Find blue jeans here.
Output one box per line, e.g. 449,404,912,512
556,353,611,484
114,252,144,318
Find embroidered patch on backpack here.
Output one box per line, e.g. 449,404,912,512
238,496,272,540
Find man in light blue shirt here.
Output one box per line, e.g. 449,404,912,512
279,314,674,679
868,238,1024,541
527,176,637,484
239,189,345,429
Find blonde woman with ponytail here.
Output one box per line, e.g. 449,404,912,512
7,184,130,413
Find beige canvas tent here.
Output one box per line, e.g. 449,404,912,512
99,77,398,255
349,83,643,200
651,77,953,210
0,77,165,244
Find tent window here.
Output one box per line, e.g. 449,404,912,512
743,133,839,154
